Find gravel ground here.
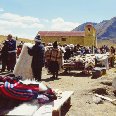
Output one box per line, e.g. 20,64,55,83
0,67,116,116
42,68,116,116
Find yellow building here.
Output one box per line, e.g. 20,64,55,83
38,24,96,47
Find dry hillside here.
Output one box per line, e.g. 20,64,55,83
0,35,34,44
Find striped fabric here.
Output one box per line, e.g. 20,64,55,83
50,48,62,62
45,47,62,62
45,47,52,61
0,76,57,102
0,81,39,101
45,47,63,70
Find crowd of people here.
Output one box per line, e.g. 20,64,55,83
0,34,115,82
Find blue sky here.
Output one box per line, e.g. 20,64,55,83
0,0,116,39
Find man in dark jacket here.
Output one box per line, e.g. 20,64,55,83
5,34,16,72
28,34,45,81
1,42,8,72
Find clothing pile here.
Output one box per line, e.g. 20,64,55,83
75,55,95,70
84,55,95,69
63,59,76,69
95,54,109,69
0,75,57,104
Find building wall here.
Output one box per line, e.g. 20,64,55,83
42,35,96,47
42,36,84,45
84,24,96,47
84,35,95,46
41,24,96,46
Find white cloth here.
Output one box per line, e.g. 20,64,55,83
85,57,95,69
95,54,109,69
13,43,34,80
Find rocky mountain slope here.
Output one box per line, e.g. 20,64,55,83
73,17,116,39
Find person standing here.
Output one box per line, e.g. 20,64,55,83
64,45,71,60
110,46,115,68
1,42,8,72
45,44,52,72
47,41,63,79
5,34,16,72
28,34,45,81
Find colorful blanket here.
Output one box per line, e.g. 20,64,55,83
0,76,57,103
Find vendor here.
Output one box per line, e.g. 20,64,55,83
28,34,45,81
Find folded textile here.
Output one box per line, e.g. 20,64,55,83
0,76,57,103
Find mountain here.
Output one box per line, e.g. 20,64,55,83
72,17,116,39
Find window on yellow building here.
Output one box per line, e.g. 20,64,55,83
61,38,66,41
88,28,91,31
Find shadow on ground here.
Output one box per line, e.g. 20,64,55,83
59,71,92,77
41,77,61,82
0,95,22,115
61,104,72,116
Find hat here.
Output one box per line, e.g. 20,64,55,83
34,34,41,42
8,34,12,38
7,34,12,40
53,41,58,48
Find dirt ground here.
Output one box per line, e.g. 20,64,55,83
41,67,116,116
0,67,116,116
